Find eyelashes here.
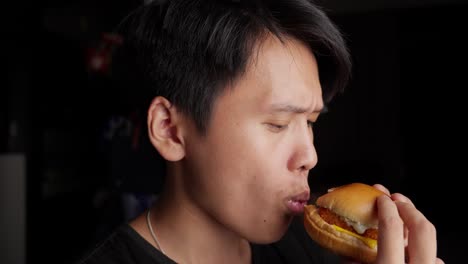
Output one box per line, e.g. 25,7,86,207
266,120,315,132
266,123,288,132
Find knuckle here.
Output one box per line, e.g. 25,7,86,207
380,215,403,230
412,219,436,235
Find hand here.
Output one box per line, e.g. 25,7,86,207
372,184,444,264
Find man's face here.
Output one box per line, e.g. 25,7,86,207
183,36,323,243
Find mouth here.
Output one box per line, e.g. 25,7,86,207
286,190,310,215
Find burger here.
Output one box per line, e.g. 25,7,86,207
304,183,387,264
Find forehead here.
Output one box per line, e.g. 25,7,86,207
218,35,323,113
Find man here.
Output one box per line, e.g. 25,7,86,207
78,0,443,263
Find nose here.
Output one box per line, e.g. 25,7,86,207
288,126,318,174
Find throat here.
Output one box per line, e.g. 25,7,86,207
145,192,252,264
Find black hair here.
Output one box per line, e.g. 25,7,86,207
116,0,351,134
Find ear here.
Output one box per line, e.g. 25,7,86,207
147,96,186,161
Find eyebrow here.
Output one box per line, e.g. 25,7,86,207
268,103,323,114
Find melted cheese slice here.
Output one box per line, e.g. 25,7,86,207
332,225,377,249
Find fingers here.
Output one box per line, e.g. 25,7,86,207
372,183,413,206
373,184,442,264
396,201,437,264
373,185,413,247
373,184,390,195
376,195,405,264
389,193,412,247
373,183,411,251
390,192,414,206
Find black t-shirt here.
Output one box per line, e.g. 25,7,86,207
76,217,341,264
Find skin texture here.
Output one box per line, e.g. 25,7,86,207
371,184,444,264
179,35,322,243
131,35,323,264
129,35,444,264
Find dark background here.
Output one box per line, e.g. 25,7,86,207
1,0,467,263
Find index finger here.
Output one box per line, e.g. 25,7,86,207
376,195,405,264
396,201,437,264
372,183,390,195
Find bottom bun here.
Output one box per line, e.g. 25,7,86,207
304,205,377,264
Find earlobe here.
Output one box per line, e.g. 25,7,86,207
147,96,186,161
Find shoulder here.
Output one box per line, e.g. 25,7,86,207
75,225,131,264
75,224,175,264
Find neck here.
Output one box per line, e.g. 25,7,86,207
142,166,252,264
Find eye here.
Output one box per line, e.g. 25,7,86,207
266,123,288,132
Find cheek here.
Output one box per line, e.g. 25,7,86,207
215,124,293,190
186,126,294,242
192,124,287,203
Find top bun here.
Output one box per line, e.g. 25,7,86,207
316,183,387,227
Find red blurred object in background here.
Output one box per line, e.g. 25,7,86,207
85,32,123,75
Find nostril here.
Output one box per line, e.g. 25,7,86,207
300,164,312,172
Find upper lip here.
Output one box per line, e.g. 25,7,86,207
289,190,310,202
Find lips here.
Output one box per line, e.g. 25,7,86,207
286,190,310,215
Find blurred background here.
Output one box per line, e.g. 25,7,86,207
1,0,466,263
